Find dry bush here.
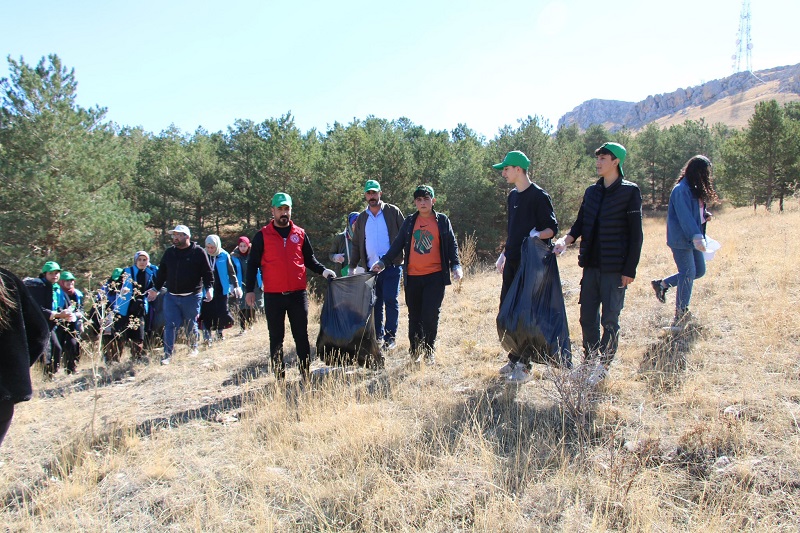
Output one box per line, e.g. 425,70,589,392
2,203,800,531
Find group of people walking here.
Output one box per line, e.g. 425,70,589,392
1,143,718,446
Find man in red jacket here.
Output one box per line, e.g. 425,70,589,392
245,193,335,381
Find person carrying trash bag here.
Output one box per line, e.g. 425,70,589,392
497,237,572,376
316,273,382,369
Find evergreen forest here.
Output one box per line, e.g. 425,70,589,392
2,55,799,284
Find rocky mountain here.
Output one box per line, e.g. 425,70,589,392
557,63,800,131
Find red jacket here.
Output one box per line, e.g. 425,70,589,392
260,222,307,293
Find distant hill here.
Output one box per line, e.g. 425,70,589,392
557,63,800,132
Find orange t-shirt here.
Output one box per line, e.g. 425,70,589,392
408,215,441,276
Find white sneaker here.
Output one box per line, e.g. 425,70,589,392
424,353,436,366
586,362,608,386
506,362,533,384
189,349,199,358
498,360,516,376
161,357,171,366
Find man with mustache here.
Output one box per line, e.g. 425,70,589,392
146,225,214,366
348,180,405,351
245,193,335,381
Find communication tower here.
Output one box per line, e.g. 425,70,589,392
732,0,753,73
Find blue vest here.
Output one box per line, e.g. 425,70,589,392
214,250,233,295
116,265,157,316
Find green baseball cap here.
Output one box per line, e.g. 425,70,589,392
364,180,381,192
41,261,61,273
61,271,75,281
111,268,124,281
598,142,627,177
271,192,292,208
413,185,435,199
492,150,531,170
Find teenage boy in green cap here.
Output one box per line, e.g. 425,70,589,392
371,185,462,365
349,180,405,350
493,150,559,384
553,142,643,386
245,192,335,381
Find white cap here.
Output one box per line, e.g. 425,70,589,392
168,224,191,237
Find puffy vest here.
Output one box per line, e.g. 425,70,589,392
260,222,307,293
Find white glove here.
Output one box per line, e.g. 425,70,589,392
553,237,568,255
332,254,345,263
452,265,464,281
204,287,214,302
232,286,243,299
121,286,131,295
322,268,336,279
529,229,541,239
692,236,707,252
495,253,505,274
352,266,365,275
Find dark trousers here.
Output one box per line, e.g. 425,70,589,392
578,267,627,364
264,291,311,375
499,259,521,364
405,272,446,356
0,400,13,446
56,326,81,373
45,328,62,373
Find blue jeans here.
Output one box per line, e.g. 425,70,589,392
663,247,706,311
162,291,203,357
578,268,627,364
374,265,401,343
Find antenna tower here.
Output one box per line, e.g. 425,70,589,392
732,0,752,73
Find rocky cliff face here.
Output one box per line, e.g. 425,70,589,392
557,63,800,131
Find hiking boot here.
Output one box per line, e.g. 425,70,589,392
506,362,533,384
586,361,608,386
651,279,667,304
498,360,516,376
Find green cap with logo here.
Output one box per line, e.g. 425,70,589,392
41,261,61,273
61,271,75,281
492,150,531,170
598,142,627,177
413,185,435,199
271,192,292,208
364,180,381,192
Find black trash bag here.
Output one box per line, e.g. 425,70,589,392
316,273,382,368
497,237,572,368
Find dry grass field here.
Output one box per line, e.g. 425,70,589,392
2,202,799,532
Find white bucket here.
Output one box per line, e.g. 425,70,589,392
703,237,721,260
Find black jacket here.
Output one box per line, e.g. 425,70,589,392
380,210,460,286
1,268,50,403
567,177,643,279
153,242,214,294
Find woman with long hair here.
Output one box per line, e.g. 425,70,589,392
0,267,50,446
651,155,718,327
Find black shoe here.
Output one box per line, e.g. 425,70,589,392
651,279,667,303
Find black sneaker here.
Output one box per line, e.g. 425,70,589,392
651,279,667,303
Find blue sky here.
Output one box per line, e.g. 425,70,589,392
2,0,798,138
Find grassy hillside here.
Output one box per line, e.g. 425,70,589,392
2,203,799,531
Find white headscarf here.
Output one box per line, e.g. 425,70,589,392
205,235,222,257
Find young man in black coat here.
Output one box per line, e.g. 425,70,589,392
554,142,643,385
